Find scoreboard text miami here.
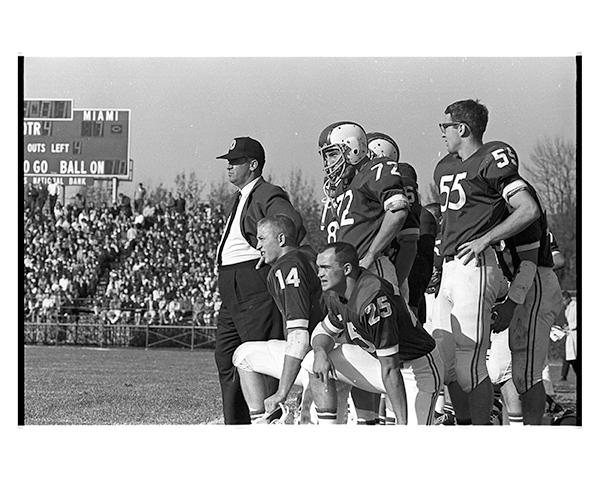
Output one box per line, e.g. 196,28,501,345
23,99,131,180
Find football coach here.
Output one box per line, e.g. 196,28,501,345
213,136,306,424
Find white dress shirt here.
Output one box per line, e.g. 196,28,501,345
219,177,262,266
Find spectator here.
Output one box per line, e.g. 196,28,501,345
560,291,578,381
119,193,132,217
134,182,147,214
37,184,48,215
47,179,60,220
26,183,39,213
175,192,186,214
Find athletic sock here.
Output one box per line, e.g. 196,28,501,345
316,409,337,425
250,409,266,423
507,413,524,426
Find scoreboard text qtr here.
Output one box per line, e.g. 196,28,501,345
23,99,130,179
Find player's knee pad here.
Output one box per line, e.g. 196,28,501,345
232,343,252,371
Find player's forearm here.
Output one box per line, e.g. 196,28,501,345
311,322,336,353
366,209,407,259
277,329,310,398
380,363,408,425
276,355,303,400
481,198,539,247
311,333,334,354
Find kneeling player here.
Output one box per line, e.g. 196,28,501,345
232,215,324,423
302,242,443,425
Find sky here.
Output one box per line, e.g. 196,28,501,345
23,57,576,199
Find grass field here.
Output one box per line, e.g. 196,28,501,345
24,345,223,424
24,344,577,425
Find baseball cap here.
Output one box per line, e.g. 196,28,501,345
216,137,265,166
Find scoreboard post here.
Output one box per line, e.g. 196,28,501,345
23,99,132,202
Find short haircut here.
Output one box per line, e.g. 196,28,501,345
257,214,298,245
444,99,489,140
320,242,359,269
397,162,418,183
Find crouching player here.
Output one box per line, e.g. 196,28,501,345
232,215,325,423
302,242,443,425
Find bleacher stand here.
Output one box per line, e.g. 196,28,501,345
23,192,226,327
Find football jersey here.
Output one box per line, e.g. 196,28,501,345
397,175,421,238
266,248,325,337
407,207,437,307
320,156,408,258
321,269,435,361
433,141,526,257
497,185,554,281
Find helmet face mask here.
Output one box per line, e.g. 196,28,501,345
319,121,368,199
366,132,401,163
321,144,347,199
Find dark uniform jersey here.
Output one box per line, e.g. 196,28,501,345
408,207,437,309
266,248,325,338
397,175,421,238
321,269,435,361
320,156,408,259
433,141,527,257
497,185,554,281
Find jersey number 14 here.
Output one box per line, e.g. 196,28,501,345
275,267,300,289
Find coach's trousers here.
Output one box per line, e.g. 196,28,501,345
215,260,284,424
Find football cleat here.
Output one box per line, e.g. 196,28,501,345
254,403,290,424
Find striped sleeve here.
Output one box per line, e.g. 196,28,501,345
323,313,344,336
376,344,400,357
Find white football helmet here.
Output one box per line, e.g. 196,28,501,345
366,132,401,162
319,121,368,197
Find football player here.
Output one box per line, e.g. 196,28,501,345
490,189,563,424
318,122,411,423
232,214,325,423
432,99,540,424
366,132,421,303
301,242,443,425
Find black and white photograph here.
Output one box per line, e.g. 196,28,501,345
10,1,594,478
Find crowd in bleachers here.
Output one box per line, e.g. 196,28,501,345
23,183,226,327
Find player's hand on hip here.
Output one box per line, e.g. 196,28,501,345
491,298,517,333
457,236,490,265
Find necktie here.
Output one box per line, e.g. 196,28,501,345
216,192,241,266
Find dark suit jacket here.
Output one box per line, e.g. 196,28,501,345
228,176,306,249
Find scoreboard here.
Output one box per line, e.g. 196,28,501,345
23,99,131,180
